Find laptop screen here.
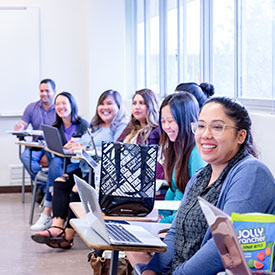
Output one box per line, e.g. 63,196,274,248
198,197,252,275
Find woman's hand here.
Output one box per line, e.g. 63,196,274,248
158,214,164,222
64,139,83,152
72,184,78,192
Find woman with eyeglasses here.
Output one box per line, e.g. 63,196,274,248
131,97,275,275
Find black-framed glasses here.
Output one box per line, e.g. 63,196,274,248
191,121,240,137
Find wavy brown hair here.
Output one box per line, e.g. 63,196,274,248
124,89,159,144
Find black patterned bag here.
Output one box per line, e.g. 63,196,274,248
99,141,158,216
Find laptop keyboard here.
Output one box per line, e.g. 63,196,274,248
106,223,142,244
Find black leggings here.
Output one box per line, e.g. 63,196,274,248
52,168,87,229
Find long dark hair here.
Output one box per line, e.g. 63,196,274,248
159,92,200,193
89,89,126,132
124,89,159,144
52,92,80,127
203,97,258,158
175,82,214,108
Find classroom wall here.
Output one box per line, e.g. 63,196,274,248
0,1,274,188
250,112,275,173
0,0,126,186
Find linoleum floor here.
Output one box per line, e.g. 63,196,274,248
0,192,92,275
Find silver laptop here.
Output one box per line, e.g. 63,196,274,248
74,175,167,248
42,124,75,156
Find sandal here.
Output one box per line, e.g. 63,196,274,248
46,239,73,249
31,226,73,249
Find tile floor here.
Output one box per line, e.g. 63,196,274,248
0,192,92,275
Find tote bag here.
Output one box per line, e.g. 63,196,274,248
99,141,158,216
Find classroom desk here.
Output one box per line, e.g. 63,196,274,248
70,218,167,275
9,130,43,141
10,130,44,203
15,141,45,203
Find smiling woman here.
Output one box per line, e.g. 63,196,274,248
131,97,275,275
30,91,89,232
117,88,159,145
31,89,128,249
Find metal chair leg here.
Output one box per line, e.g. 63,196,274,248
22,166,26,203
29,179,38,225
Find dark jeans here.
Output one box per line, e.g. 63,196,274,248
52,168,87,228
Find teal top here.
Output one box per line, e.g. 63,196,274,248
159,146,206,223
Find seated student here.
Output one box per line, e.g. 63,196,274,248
158,82,214,222
31,90,127,248
127,97,275,274
158,93,206,223
30,92,88,231
117,88,159,145
14,79,56,198
117,88,164,178
67,89,128,153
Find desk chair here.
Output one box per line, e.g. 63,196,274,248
29,168,48,225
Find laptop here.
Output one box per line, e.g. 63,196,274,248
198,197,275,275
41,124,75,156
73,174,167,248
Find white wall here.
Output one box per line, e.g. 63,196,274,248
87,0,127,116
0,1,275,187
0,0,126,186
250,112,275,174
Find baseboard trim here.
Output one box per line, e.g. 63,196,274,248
0,186,32,193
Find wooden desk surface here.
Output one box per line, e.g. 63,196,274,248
70,202,159,222
44,147,73,158
70,218,166,253
15,141,45,149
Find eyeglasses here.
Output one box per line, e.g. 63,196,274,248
190,121,240,137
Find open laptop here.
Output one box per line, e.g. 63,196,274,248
198,197,274,275
41,124,75,156
74,174,167,248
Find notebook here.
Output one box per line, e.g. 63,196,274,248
198,197,275,275
41,124,75,156
73,174,167,248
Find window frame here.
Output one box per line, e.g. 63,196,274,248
126,0,275,114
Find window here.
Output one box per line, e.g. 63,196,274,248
166,0,178,94
126,0,275,112
239,0,274,100
213,0,234,97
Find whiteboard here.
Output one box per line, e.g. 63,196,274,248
0,7,40,116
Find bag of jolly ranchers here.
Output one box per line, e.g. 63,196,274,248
232,213,275,273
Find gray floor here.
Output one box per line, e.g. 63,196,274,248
0,192,92,275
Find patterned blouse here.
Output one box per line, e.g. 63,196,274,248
169,148,248,274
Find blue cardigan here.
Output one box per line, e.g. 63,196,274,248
142,155,275,274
